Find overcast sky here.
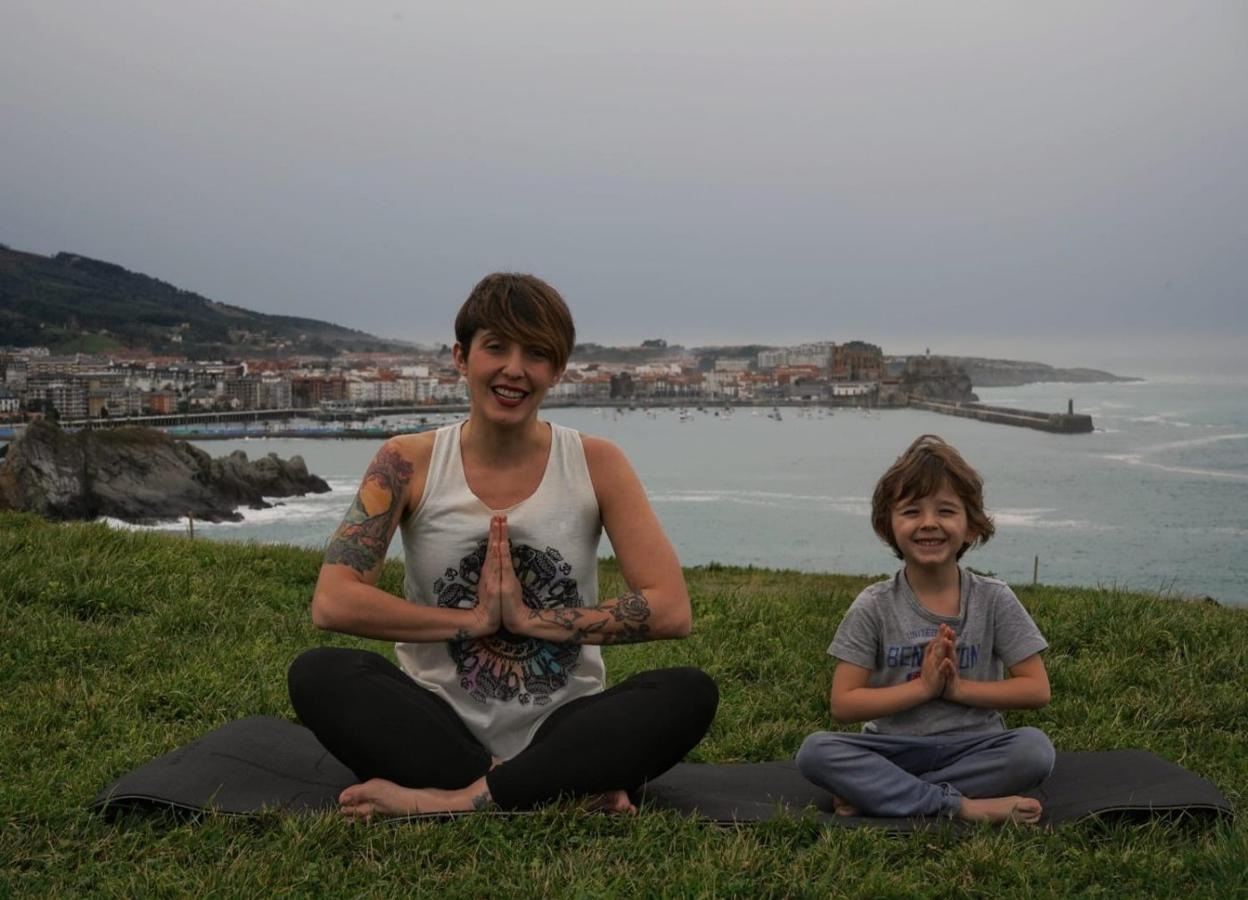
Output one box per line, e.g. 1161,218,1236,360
3,1,1245,370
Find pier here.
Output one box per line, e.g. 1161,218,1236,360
906,398,1094,434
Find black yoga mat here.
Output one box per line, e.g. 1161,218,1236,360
636,752,1234,831
92,716,1233,828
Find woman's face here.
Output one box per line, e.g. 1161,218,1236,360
454,329,561,427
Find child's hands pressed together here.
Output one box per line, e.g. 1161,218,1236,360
935,624,964,703
919,631,949,699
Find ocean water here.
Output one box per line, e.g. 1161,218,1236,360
108,373,1248,606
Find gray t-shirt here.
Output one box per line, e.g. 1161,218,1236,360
829,568,1048,736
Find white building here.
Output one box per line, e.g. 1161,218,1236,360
702,371,741,399
756,349,788,370
432,377,469,403
789,342,835,369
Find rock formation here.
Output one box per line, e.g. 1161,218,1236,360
900,357,978,403
0,420,330,524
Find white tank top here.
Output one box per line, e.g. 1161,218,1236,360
395,421,605,759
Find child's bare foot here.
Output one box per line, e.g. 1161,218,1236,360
957,795,1042,825
831,795,859,817
581,789,637,815
339,777,493,820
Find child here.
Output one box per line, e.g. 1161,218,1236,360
796,434,1054,824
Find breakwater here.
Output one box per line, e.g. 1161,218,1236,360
907,398,1094,434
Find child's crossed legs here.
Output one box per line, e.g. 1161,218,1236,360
796,727,1054,822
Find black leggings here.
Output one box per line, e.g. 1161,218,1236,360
287,647,719,810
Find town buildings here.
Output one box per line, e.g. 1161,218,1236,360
0,338,889,421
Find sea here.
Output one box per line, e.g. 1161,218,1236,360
103,371,1248,606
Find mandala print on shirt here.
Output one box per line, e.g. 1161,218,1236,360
434,540,581,706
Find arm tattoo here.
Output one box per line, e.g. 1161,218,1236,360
532,590,652,645
471,790,495,811
324,446,414,573
600,590,652,644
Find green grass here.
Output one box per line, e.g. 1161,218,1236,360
1,510,1244,898
48,330,126,355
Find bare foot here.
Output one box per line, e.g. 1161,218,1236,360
339,778,422,820
581,789,637,815
339,776,493,820
831,795,859,817
957,795,1042,825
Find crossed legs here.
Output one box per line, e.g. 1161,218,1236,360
796,727,1055,823
288,647,718,816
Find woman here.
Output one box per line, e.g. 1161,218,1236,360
288,273,718,816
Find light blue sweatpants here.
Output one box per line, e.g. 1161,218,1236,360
795,727,1055,818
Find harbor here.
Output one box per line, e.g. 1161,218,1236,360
47,375,1246,607
1,395,1096,442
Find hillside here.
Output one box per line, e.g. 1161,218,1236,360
0,244,411,357
0,512,1243,897
951,356,1141,387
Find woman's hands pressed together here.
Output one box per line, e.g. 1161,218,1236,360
470,515,528,639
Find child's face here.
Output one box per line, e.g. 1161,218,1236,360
890,482,977,572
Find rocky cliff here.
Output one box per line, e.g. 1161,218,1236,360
900,357,978,403
0,421,331,524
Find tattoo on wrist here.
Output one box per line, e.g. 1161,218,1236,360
600,590,652,644
529,590,652,644
324,446,413,573
471,790,494,811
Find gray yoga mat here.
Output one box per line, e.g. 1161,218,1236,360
92,716,1233,828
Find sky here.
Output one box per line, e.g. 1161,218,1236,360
3,1,1246,372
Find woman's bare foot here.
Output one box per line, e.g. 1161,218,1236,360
831,795,859,817
339,776,494,820
957,795,1042,825
580,789,637,815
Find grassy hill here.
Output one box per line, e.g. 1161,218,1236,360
0,511,1243,897
0,244,411,357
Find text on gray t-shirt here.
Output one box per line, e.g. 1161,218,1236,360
828,568,1047,735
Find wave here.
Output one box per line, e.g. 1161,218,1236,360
1101,452,1248,482
97,480,354,532
1124,413,1196,428
991,508,1108,530
100,517,179,532
650,489,871,514
1140,432,1248,454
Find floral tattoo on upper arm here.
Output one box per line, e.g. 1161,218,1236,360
324,446,414,574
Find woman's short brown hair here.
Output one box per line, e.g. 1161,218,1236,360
870,434,995,560
454,273,576,371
